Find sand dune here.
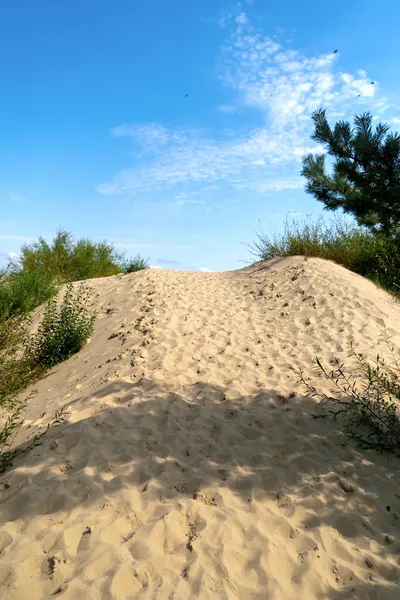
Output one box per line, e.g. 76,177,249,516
1,256,400,599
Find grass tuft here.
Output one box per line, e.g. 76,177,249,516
250,214,400,296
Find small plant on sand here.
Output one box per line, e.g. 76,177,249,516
0,316,67,473
0,283,94,472
123,254,149,273
0,396,67,473
25,283,96,370
300,336,400,455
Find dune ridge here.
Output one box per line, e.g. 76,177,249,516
1,256,400,599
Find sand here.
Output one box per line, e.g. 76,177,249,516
1,256,400,599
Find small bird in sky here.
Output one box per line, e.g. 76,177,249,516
370,81,375,84
357,94,361,97
185,94,188,97
333,49,338,53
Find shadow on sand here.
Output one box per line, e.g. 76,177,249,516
1,378,400,598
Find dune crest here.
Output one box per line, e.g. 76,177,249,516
1,256,400,599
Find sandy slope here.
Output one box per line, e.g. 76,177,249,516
1,256,400,599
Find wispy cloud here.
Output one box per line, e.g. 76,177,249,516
157,259,184,267
114,242,196,250
266,210,303,219
2,190,30,204
169,199,205,206
218,104,238,113
0,234,34,241
99,11,386,197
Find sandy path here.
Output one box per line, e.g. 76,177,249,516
1,257,400,599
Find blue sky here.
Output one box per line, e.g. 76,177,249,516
1,0,400,272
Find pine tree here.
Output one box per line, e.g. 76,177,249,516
301,109,400,235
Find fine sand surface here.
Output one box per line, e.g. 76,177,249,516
1,256,400,599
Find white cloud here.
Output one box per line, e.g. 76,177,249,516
115,243,196,250
99,12,386,197
0,234,34,241
169,199,205,206
199,267,214,272
218,104,238,113
235,13,249,25
149,265,162,269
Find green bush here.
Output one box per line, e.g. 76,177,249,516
123,254,149,273
18,229,149,283
300,336,400,455
25,283,96,370
250,215,400,295
0,315,60,474
19,229,126,282
0,283,95,472
0,266,58,321
0,315,31,400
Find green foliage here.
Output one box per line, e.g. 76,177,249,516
302,110,400,236
25,283,96,370
0,315,31,400
300,336,400,455
0,266,58,320
250,215,400,295
19,228,127,282
0,283,95,472
123,254,149,273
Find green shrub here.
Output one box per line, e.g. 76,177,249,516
0,315,66,473
0,315,31,400
0,280,95,473
300,336,400,455
19,229,126,282
0,266,58,320
250,214,400,295
25,283,96,370
123,254,149,273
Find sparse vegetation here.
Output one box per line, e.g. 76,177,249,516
123,253,149,273
1,229,148,321
0,395,67,474
0,227,146,472
0,282,95,472
300,336,400,455
19,228,148,283
250,214,400,295
24,283,96,371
